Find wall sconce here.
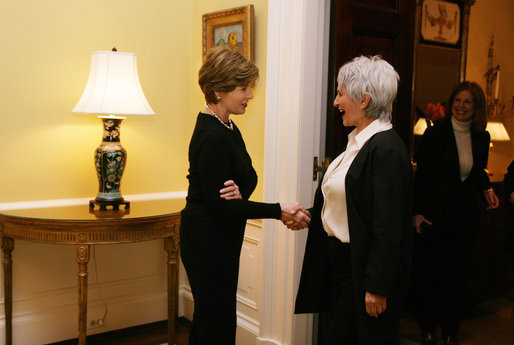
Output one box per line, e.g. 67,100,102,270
482,36,511,178
72,48,154,210
485,37,513,120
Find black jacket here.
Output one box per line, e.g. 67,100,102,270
413,117,491,231
295,129,413,343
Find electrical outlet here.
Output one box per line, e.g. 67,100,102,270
88,318,105,329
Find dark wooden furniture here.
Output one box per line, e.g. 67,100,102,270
469,181,514,302
0,199,184,345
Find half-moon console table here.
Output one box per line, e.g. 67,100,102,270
0,199,183,345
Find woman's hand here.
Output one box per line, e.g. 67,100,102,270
413,214,432,235
220,180,242,200
280,202,311,230
484,188,500,210
365,292,387,318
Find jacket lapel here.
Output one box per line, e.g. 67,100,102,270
470,128,487,171
443,120,461,181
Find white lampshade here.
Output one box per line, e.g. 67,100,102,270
72,50,155,116
486,121,510,141
413,118,428,136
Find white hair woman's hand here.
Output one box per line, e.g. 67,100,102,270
280,202,311,230
365,292,387,318
220,180,242,200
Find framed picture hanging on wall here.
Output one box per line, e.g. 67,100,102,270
420,0,461,47
202,5,255,62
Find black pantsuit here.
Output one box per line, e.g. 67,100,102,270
295,129,412,345
181,217,246,345
326,239,359,344
413,118,491,336
181,113,281,345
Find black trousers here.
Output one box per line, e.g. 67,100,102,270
322,237,400,345
180,218,245,345
413,177,479,337
324,238,359,344
413,221,474,337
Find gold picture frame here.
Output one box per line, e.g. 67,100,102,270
420,0,461,47
202,5,255,62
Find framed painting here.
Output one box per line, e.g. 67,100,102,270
420,0,461,47
202,5,255,62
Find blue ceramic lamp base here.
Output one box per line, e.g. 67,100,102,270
89,116,130,211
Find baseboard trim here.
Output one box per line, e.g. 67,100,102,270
179,285,261,337
255,337,283,345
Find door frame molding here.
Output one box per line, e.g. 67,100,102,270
259,0,330,344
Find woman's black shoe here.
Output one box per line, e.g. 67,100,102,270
421,331,436,345
443,335,459,345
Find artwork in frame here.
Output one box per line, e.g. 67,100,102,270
421,0,461,47
202,5,254,62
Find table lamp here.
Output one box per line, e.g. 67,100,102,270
486,121,510,148
72,48,154,210
413,117,429,136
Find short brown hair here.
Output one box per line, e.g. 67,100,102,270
198,47,259,104
445,81,487,131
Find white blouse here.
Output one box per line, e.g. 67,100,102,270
321,119,392,243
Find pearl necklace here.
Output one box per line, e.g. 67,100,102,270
205,103,233,131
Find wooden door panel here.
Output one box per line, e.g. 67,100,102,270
353,34,396,61
357,0,398,9
325,0,416,159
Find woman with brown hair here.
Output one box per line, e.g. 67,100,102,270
180,47,310,345
413,81,499,345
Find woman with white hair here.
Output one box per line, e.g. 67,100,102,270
294,56,413,344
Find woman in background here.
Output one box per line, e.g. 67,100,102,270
413,81,499,345
180,47,310,345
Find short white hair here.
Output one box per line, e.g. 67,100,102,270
336,55,399,121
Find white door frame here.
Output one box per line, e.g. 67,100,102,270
259,0,330,344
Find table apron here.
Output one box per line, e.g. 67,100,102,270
0,220,179,245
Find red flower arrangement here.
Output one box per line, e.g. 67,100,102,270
425,103,445,123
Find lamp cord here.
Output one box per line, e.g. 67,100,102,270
91,245,108,324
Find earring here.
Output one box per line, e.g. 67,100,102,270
216,96,221,100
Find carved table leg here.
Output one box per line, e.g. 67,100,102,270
2,236,14,345
164,230,179,344
77,244,90,345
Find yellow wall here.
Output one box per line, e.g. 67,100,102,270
467,0,514,181
0,0,268,203
1,0,509,203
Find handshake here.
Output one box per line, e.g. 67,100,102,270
220,180,311,230
280,202,311,230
